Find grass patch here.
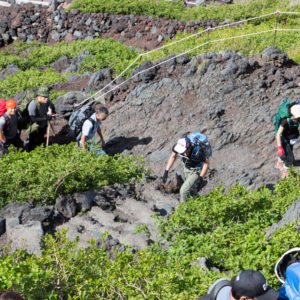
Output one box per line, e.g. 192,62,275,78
70,0,300,22
0,144,144,206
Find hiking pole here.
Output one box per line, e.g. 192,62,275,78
49,121,56,135
46,121,50,147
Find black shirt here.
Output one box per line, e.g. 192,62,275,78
172,144,207,169
280,119,300,141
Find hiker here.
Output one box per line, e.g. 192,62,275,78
27,87,56,151
199,270,278,300
274,101,300,178
78,106,109,155
162,132,212,202
275,248,300,300
0,99,24,155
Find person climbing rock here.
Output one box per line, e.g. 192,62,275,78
27,87,56,151
78,106,109,156
0,99,24,155
198,270,278,300
273,100,300,178
162,132,212,202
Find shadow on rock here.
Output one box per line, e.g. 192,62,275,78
105,136,152,155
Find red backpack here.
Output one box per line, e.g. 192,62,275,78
0,99,6,117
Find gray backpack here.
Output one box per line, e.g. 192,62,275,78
68,104,95,138
198,279,231,300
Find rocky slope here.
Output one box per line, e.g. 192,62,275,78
97,47,300,191
0,3,220,50
1,2,300,253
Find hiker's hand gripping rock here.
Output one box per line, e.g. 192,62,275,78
277,146,285,158
162,170,168,183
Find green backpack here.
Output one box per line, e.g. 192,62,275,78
17,88,37,129
273,99,296,133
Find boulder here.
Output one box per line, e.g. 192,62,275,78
21,206,54,224
266,198,300,239
74,190,95,212
55,91,90,119
7,221,43,255
55,195,77,219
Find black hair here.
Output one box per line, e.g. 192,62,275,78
95,106,109,115
230,276,242,300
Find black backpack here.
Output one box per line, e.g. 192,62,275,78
198,279,231,300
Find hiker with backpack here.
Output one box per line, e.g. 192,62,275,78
162,132,212,202
0,99,24,156
77,106,109,155
198,270,278,300
273,100,300,178
27,87,56,151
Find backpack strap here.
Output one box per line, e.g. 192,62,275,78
210,279,231,300
87,117,97,132
2,114,10,135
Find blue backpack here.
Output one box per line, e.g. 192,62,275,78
278,262,300,300
185,132,212,161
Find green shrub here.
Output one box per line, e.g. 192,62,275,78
0,39,138,73
0,144,144,206
160,171,300,290
0,69,65,99
70,0,298,22
144,19,300,64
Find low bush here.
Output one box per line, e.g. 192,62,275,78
0,144,144,207
0,172,299,298
70,0,298,22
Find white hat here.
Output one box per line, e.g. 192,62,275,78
174,138,187,154
291,104,300,118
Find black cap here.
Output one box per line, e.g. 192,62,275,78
231,270,278,300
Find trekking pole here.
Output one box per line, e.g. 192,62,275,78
49,121,56,135
46,121,50,147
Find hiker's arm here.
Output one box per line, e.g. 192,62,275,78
97,127,105,146
80,134,88,150
162,152,177,183
276,125,285,146
0,119,6,143
0,129,5,144
165,152,177,171
198,160,209,177
49,102,56,114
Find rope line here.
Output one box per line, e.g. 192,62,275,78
73,11,300,109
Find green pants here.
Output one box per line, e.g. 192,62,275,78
180,167,201,202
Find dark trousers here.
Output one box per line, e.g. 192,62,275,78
0,135,24,156
28,126,47,151
6,135,24,150
282,142,295,167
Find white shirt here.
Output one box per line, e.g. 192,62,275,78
80,113,101,142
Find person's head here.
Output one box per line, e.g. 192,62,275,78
95,106,109,121
0,291,24,300
291,104,300,122
36,87,49,104
174,138,191,155
5,100,17,116
231,270,278,300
